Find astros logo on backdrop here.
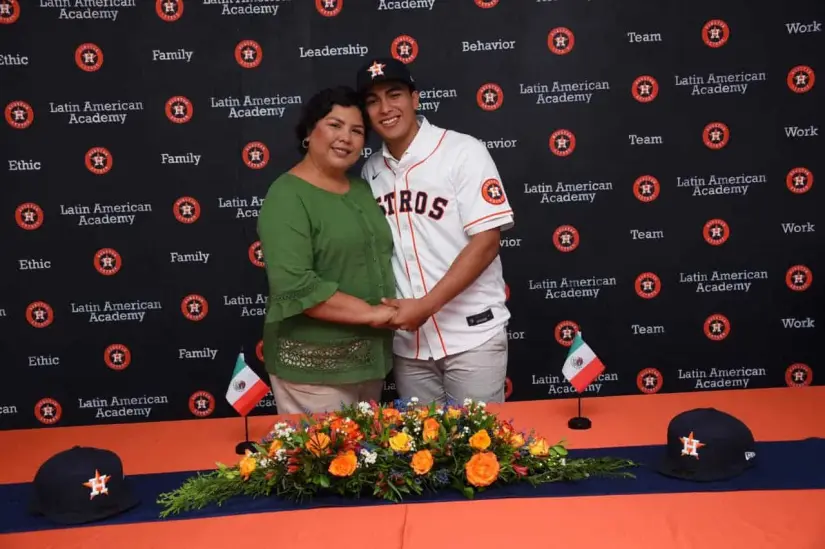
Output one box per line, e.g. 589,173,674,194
156,0,184,22
785,363,812,388
174,197,201,223
632,76,659,103
553,225,579,252
75,44,103,72
635,272,661,299
634,175,660,202
0,0,20,24
5,101,34,129
474,0,499,8
94,248,122,276
166,96,193,124
236,40,262,69
637,368,663,394
248,241,265,268
26,301,54,328
785,265,812,291
477,83,504,111
243,142,269,169
548,27,574,55
554,321,579,347
391,35,418,64
15,203,44,230
34,398,62,425
702,19,730,48
316,0,342,17
549,129,575,156
181,294,208,321
703,122,730,149
703,218,730,245
786,167,813,194
189,391,215,418
104,344,131,371
85,147,113,175
787,65,815,93
704,314,730,341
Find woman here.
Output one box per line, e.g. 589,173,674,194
257,86,397,415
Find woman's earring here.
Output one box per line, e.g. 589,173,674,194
302,138,309,149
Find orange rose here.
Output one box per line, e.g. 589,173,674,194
422,418,440,442
417,408,429,419
268,439,283,457
528,438,549,456
411,449,434,475
239,451,257,480
383,408,402,424
509,433,525,448
469,429,491,451
306,432,331,457
465,452,500,487
328,450,358,477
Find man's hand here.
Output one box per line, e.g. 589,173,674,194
367,304,399,329
380,298,436,331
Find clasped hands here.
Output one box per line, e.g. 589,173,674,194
369,297,435,332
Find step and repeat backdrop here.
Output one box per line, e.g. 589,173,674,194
1,0,822,429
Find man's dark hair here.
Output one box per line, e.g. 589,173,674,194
294,86,369,155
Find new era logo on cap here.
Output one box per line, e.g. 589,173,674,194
657,407,757,482
29,446,139,525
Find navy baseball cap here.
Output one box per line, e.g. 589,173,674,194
29,446,139,525
356,57,416,95
656,408,757,482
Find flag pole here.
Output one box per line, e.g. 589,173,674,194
568,394,591,430
233,344,259,455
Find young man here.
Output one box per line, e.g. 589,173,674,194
355,57,515,406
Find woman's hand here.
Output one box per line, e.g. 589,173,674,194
368,304,398,329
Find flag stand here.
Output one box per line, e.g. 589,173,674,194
235,415,257,455
567,394,592,430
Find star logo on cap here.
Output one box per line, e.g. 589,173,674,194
82,469,111,499
679,432,705,459
367,61,385,79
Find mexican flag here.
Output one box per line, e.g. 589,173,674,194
562,331,606,392
225,352,270,416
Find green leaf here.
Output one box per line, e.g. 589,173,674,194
462,486,475,499
317,475,330,488
552,445,568,456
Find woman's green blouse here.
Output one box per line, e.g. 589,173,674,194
256,172,396,386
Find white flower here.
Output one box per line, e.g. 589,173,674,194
258,457,271,468
463,398,473,407
477,401,486,409
358,401,373,415
410,397,419,404
275,449,287,462
359,449,377,466
561,458,567,466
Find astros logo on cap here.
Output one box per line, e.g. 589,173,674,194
367,61,385,78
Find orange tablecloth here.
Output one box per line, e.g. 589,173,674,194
2,386,824,549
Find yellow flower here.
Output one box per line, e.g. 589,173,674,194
469,429,491,451
329,450,358,477
446,407,462,419
389,431,412,452
528,438,550,456
239,451,257,480
509,433,525,448
411,450,434,475
268,439,283,457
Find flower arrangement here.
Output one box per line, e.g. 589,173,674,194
157,398,637,517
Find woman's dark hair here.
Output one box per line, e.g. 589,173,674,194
294,86,369,156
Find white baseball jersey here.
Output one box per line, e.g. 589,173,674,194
361,115,514,361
